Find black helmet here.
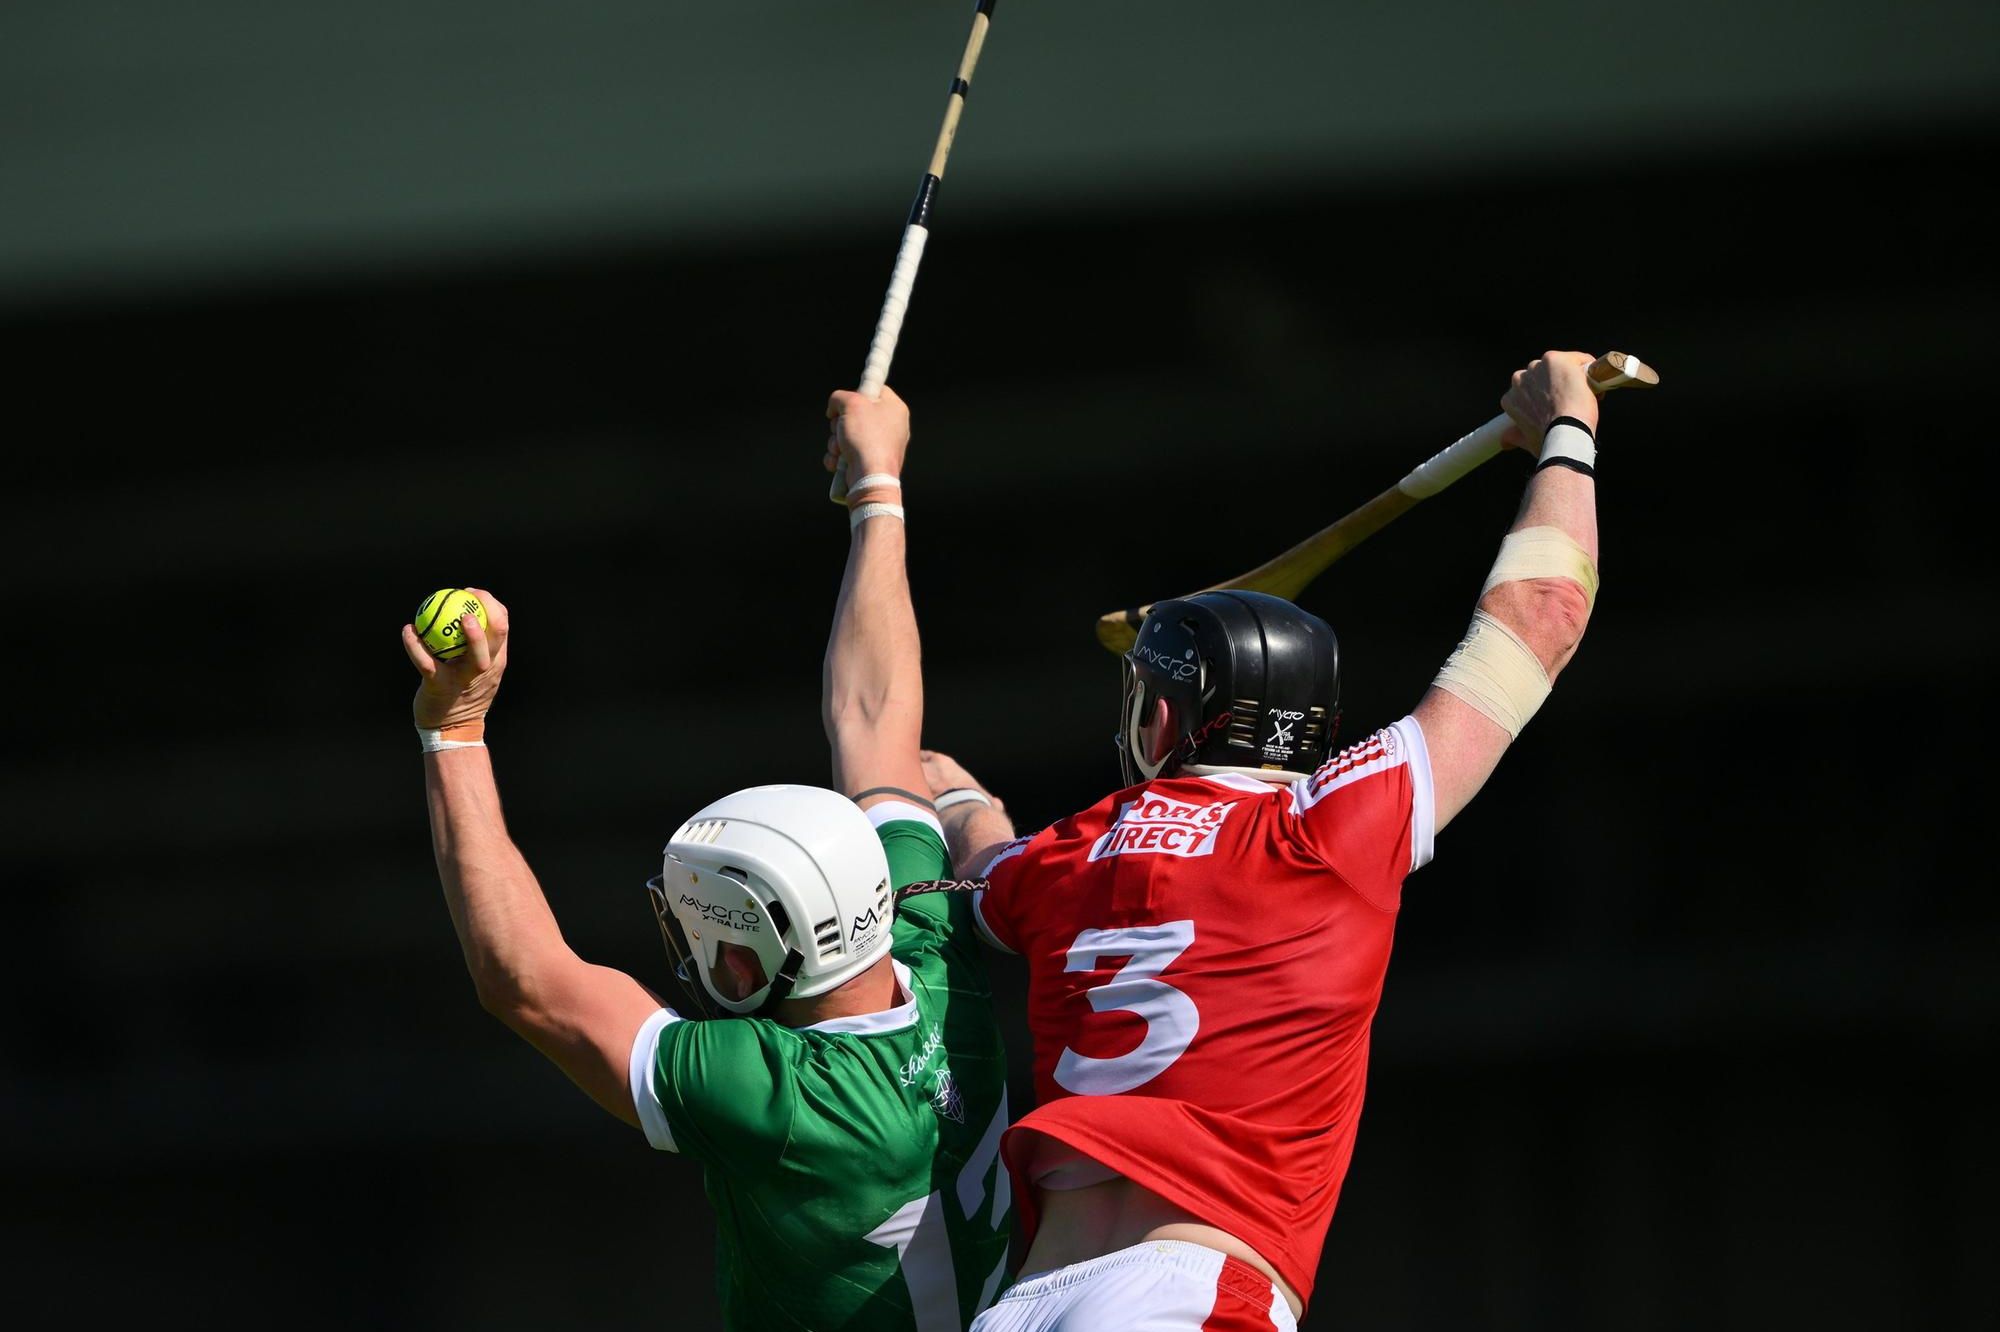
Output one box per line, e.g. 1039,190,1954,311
1117,590,1340,786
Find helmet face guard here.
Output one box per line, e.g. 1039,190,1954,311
647,875,723,1020
1117,591,1340,785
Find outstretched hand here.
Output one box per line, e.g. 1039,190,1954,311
1498,350,1599,453
401,586,510,733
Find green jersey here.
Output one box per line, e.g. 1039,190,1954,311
631,808,1011,1332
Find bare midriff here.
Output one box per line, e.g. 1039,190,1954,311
1020,1175,1304,1321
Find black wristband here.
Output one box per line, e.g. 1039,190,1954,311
848,785,937,811
1536,454,1596,478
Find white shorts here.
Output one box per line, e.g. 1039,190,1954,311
969,1240,1299,1332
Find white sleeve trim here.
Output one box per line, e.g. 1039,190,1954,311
975,837,1030,878
1392,715,1437,872
628,1007,684,1152
971,889,1017,953
865,800,945,837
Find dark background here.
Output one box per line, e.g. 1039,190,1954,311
3,4,1995,1328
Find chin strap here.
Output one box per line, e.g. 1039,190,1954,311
754,950,806,1016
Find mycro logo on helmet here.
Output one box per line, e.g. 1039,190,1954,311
1132,643,1198,681
1264,707,1304,757
850,905,885,941
1086,791,1238,861
679,895,762,932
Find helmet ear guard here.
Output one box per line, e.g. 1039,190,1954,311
1118,591,1341,785
647,860,804,1018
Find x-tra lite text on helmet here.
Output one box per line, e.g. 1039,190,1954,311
1117,590,1341,786
646,785,894,1019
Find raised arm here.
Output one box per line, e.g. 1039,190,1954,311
402,590,661,1125
1413,352,1603,831
821,387,933,815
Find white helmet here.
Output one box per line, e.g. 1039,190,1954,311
646,785,893,1018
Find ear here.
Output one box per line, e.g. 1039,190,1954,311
1146,696,1176,764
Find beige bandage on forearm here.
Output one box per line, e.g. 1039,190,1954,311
1481,525,1599,609
1435,526,1598,737
1433,611,1551,737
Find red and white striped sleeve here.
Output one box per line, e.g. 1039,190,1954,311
1286,716,1436,909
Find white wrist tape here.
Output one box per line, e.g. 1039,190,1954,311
933,787,993,811
1536,417,1596,474
849,501,905,529
1481,525,1600,610
1431,610,1551,738
418,728,487,754
849,473,902,494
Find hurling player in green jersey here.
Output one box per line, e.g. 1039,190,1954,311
402,383,1010,1331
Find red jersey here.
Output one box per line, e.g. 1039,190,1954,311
973,717,1436,1307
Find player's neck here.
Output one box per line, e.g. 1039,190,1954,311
772,956,901,1027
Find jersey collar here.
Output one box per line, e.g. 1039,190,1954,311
1185,770,1290,795
800,960,919,1036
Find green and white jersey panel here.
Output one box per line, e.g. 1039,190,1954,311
628,804,1012,1332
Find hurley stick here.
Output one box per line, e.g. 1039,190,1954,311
1094,351,1660,654
830,0,999,502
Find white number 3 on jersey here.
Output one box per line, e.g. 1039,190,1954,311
1054,921,1199,1095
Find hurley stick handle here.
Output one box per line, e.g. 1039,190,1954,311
1398,351,1656,499
1093,351,1660,654
830,0,998,502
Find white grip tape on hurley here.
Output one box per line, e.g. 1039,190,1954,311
859,224,930,397
832,223,931,502
1398,416,1508,499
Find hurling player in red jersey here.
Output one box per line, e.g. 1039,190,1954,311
906,353,1611,1330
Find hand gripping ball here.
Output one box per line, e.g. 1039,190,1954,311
413,588,488,660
